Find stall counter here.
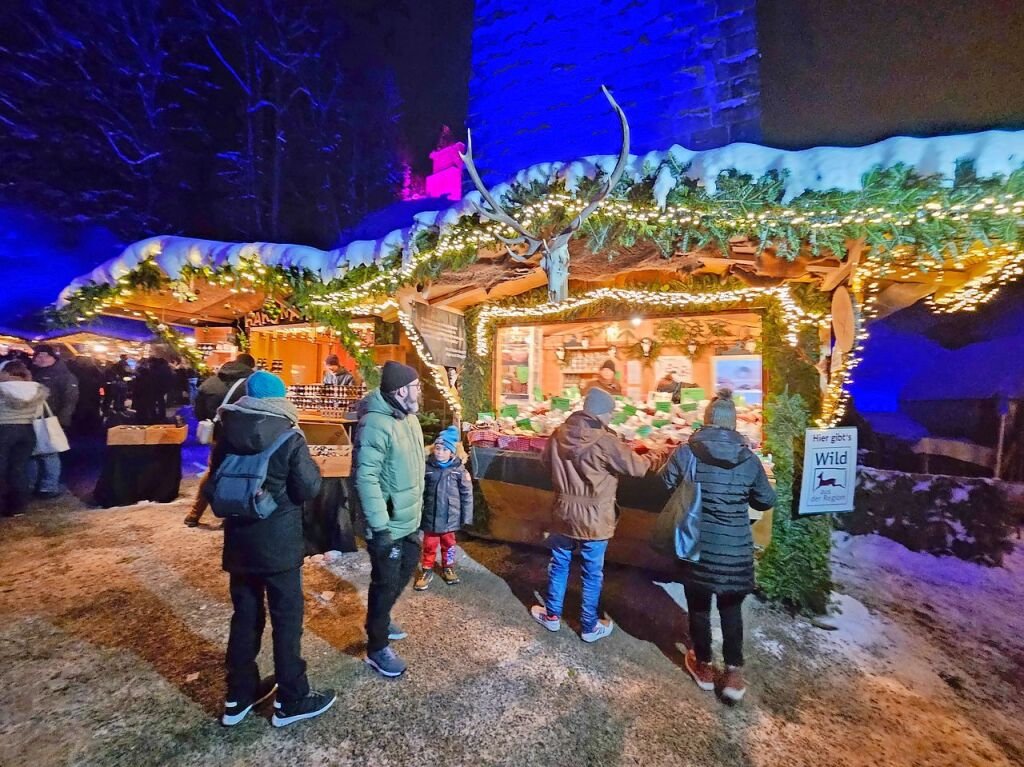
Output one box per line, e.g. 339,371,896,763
468,446,773,573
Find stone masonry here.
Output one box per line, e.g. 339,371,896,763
468,0,761,183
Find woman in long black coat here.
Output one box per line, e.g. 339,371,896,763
661,389,775,703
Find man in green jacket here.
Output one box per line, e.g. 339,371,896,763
353,361,425,677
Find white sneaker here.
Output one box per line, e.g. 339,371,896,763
581,619,614,643
530,605,561,632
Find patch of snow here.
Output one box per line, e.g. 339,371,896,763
752,627,784,659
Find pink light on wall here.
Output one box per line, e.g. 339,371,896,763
426,141,465,200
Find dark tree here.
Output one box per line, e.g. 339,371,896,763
0,0,404,249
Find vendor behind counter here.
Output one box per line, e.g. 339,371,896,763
581,359,623,397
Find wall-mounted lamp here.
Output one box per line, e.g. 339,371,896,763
608,345,618,359
640,337,653,357
555,346,567,365
687,342,698,356
744,336,758,353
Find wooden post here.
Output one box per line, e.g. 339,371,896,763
995,403,1012,480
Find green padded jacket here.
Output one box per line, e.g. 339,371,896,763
352,389,426,540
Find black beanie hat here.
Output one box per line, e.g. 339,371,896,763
601,359,616,373
380,361,418,393
33,344,57,357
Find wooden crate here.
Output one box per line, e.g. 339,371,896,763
300,420,352,477
311,445,352,478
106,426,149,446
145,425,188,445
106,424,188,446
298,421,351,447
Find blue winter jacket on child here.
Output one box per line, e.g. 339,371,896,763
421,455,474,534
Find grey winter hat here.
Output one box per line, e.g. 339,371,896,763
583,387,615,418
705,388,737,430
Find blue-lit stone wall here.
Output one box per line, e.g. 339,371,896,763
468,0,761,183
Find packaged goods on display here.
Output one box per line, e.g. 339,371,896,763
469,391,768,466
287,384,366,419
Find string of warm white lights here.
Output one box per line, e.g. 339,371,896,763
925,245,1024,314
314,189,1024,309
394,309,463,418
473,285,823,357
816,264,879,428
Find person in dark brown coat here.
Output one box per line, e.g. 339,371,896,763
531,387,651,642
661,388,776,703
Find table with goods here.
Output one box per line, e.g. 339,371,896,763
94,423,188,507
466,390,774,572
287,386,361,554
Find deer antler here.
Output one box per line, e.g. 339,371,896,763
555,85,631,241
460,131,544,260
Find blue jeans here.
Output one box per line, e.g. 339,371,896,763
544,534,609,633
27,453,62,494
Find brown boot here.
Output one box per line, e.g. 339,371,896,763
685,650,715,692
721,666,747,702
413,568,434,591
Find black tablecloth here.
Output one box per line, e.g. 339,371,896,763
302,478,358,554
94,444,183,508
470,446,670,512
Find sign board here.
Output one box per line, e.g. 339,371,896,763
410,303,467,369
244,300,305,330
798,427,858,515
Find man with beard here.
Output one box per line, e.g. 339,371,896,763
353,361,425,678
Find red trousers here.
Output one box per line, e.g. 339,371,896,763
422,532,457,569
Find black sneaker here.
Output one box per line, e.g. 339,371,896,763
221,677,278,726
271,689,338,728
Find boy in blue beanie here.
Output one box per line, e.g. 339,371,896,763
415,425,473,590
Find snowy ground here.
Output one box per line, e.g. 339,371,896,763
0,488,1021,766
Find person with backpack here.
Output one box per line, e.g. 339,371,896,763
205,370,335,727
184,354,255,527
352,361,425,678
660,388,776,703
531,387,652,642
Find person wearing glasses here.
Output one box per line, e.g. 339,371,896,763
352,361,426,678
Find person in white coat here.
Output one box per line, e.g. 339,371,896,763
0,361,49,515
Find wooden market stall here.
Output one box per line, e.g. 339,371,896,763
54,124,1024,609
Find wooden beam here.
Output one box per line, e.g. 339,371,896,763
820,238,864,292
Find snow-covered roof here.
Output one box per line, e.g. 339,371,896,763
60,129,1024,304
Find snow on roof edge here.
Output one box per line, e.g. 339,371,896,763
60,129,1024,305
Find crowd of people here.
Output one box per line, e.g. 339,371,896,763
200,359,775,728
0,343,198,516
3,345,776,725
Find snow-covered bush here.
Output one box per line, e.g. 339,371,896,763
838,467,1018,566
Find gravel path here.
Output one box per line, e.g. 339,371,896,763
0,488,1020,766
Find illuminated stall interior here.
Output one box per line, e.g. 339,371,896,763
247,321,366,386
495,311,765,447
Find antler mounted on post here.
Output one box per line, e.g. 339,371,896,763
460,85,630,302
